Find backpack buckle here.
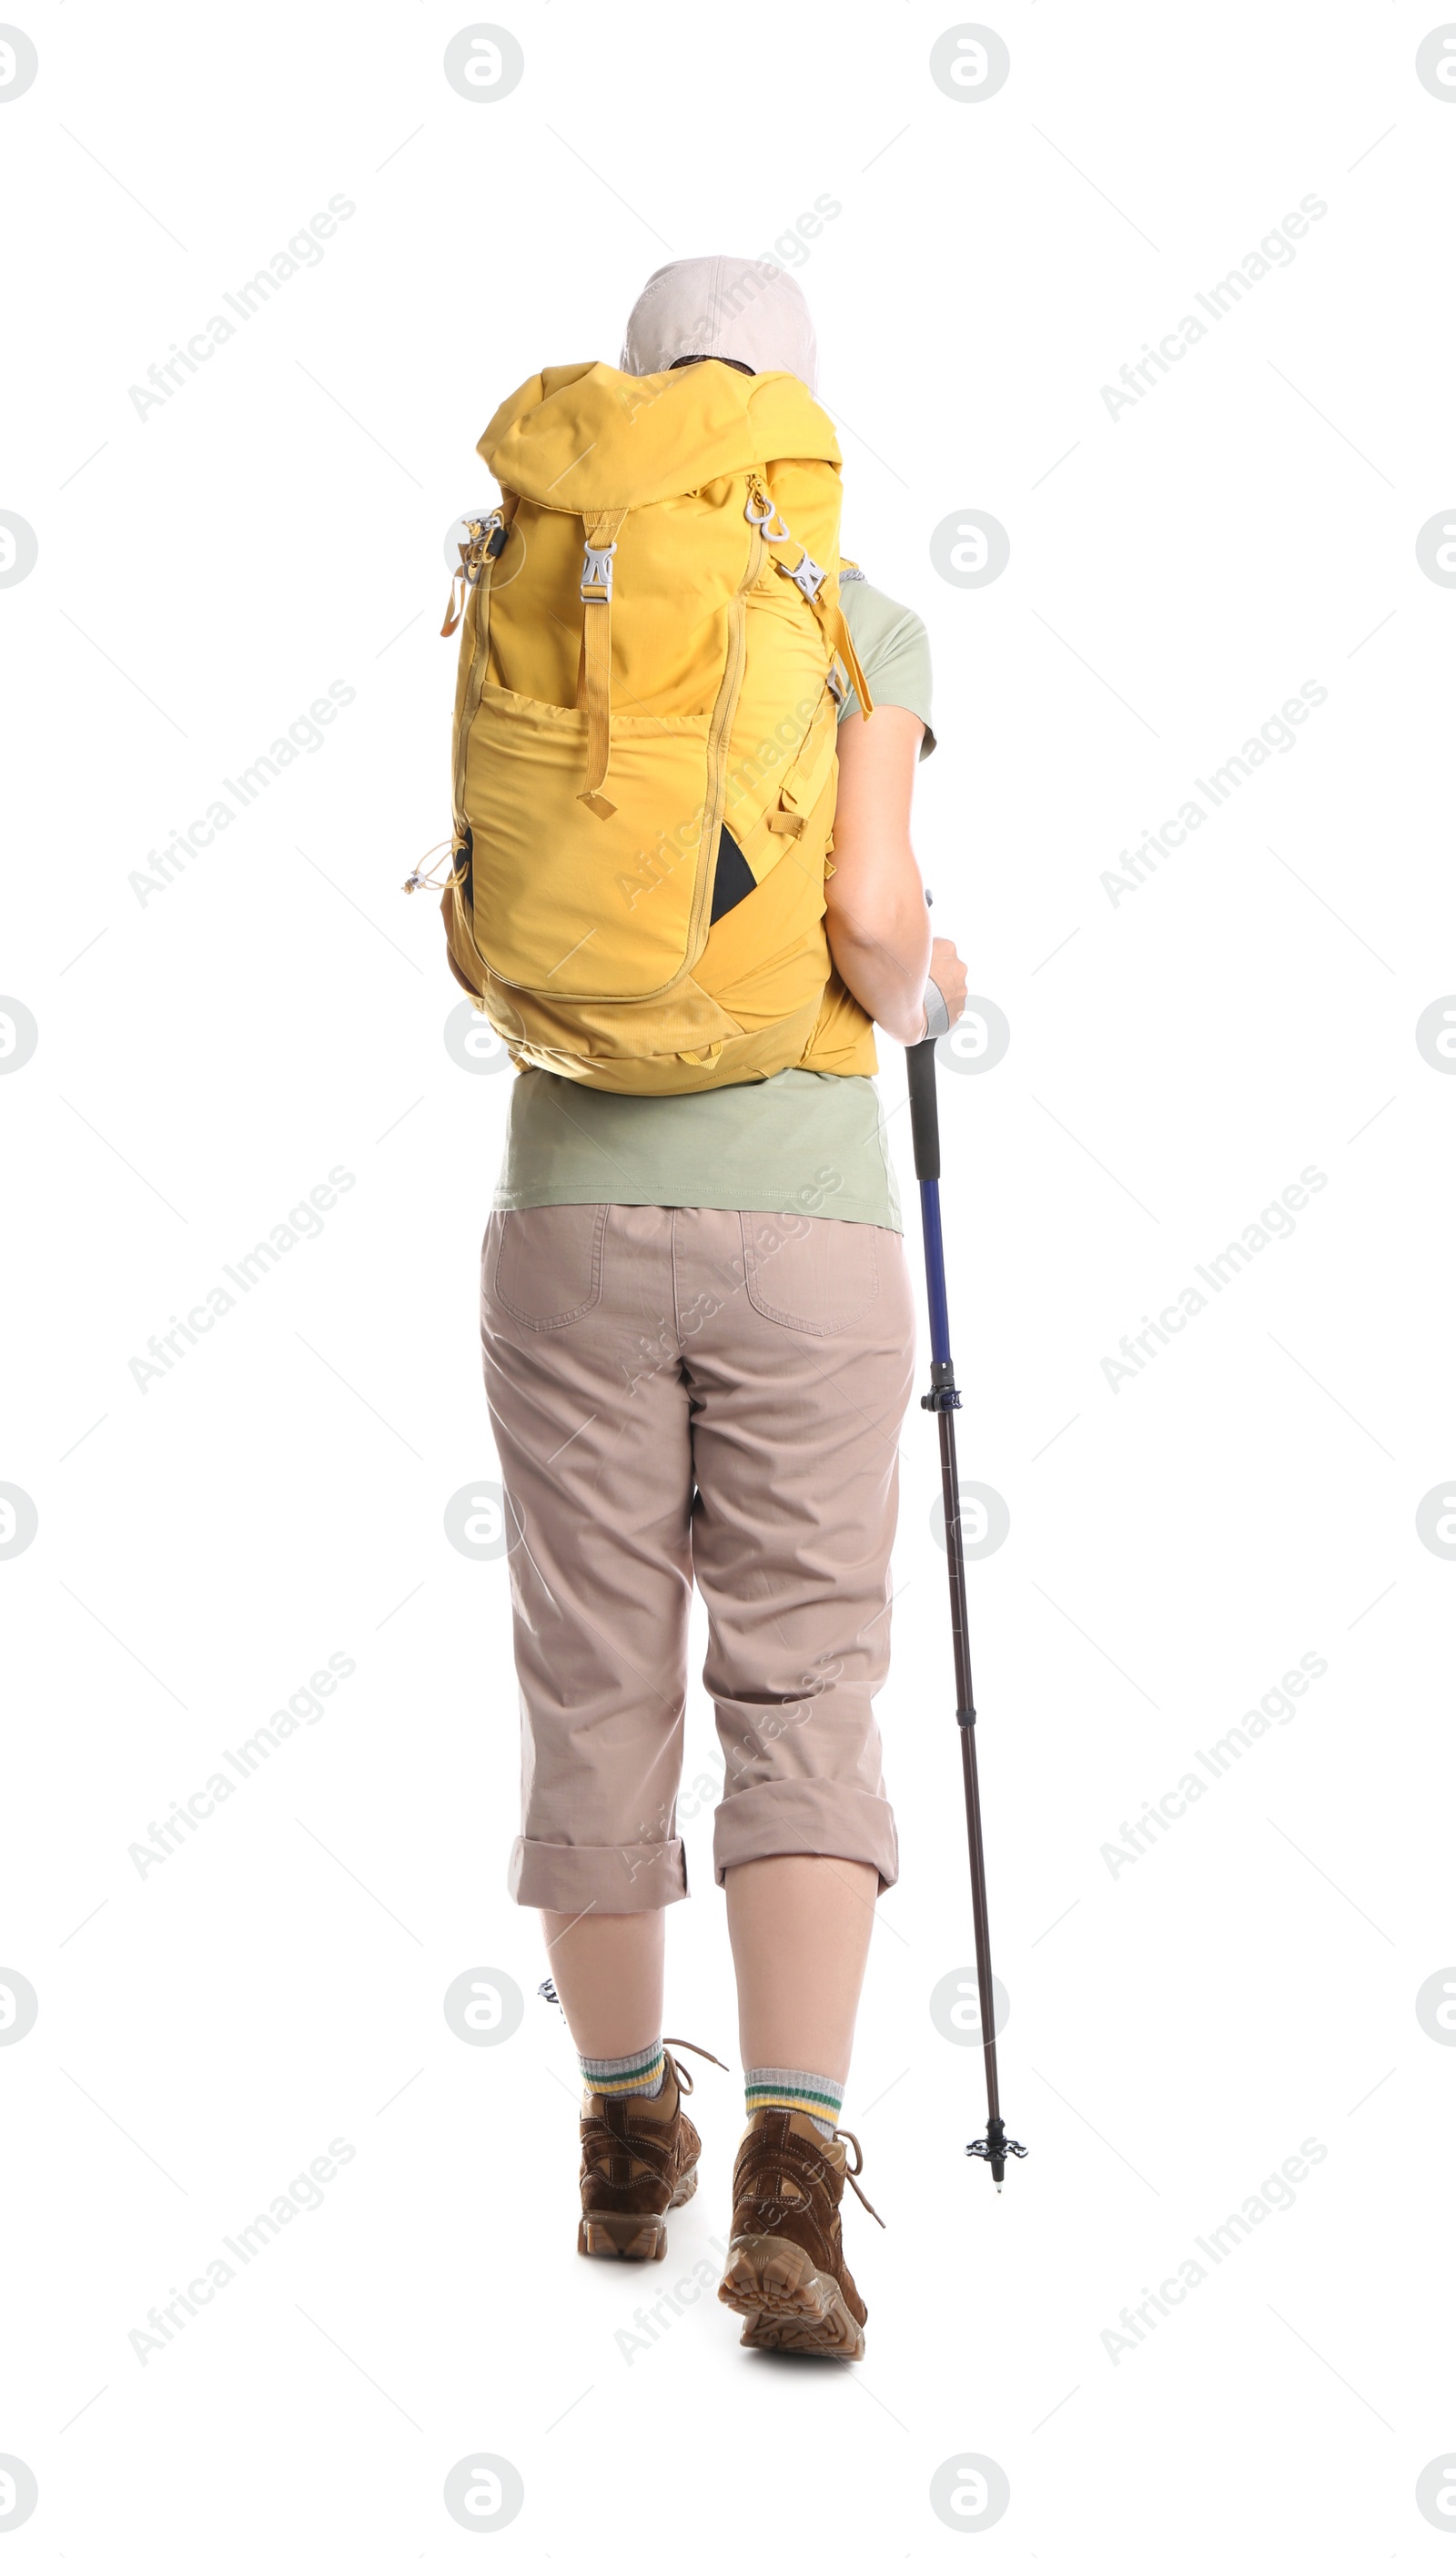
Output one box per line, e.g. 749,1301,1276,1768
746,480,825,600
784,549,825,602
581,541,617,601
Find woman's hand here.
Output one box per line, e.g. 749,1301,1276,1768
926,936,967,1036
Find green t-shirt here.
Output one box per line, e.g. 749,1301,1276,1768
491,575,934,1232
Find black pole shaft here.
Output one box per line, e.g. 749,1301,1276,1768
907,1032,1024,2183
936,1400,1002,2135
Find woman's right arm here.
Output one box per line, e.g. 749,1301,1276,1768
825,703,967,1044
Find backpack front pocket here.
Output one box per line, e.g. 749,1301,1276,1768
462,686,714,1001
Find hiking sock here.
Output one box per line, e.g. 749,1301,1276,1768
579,2037,665,2101
744,2067,844,2132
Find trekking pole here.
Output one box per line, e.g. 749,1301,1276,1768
907,1026,1026,2188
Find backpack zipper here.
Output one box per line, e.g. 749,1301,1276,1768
684,500,767,968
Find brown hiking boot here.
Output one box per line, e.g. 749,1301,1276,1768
718,2107,885,2359
577,2038,725,2261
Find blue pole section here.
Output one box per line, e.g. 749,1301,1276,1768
918,1178,952,1369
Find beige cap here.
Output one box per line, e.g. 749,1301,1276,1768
620,255,817,389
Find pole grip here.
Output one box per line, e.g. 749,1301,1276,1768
906,1037,941,1181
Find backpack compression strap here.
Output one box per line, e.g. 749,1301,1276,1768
577,507,628,820
744,479,875,724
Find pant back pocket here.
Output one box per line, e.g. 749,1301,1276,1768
739,1214,883,1337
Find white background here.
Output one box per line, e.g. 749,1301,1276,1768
4,3,1454,2550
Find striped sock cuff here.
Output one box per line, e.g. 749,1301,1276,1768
744,2068,844,2128
579,2038,664,2099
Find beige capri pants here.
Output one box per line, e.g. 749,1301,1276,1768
480,1203,915,1912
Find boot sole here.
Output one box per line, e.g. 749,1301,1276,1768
717,2234,865,2360
577,2164,697,2260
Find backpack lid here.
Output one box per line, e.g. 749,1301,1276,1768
478,360,842,512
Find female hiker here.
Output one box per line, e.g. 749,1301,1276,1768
447,256,966,2358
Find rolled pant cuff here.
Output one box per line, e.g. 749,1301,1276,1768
508,1834,688,1913
713,1781,899,1893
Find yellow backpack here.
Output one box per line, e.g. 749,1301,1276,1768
430,360,878,1095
